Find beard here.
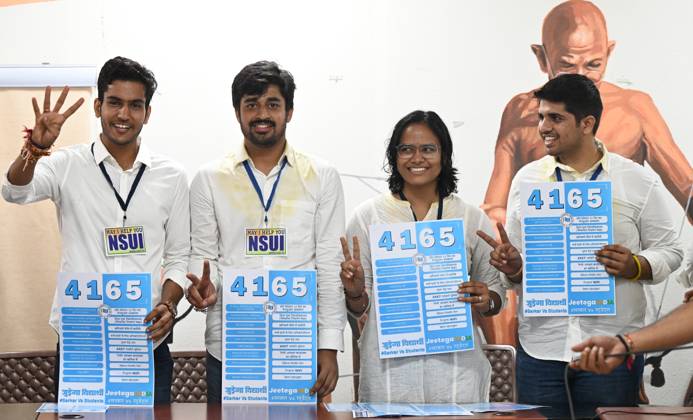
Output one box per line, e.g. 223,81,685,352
242,119,287,149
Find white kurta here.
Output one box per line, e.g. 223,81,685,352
347,193,504,403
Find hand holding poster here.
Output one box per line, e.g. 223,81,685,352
368,219,474,359
57,272,153,410
520,181,615,317
222,269,317,404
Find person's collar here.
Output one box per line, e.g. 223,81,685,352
544,139,610,178
92,136,150,169
230,140,295,169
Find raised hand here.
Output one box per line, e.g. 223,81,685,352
476,222,523,280
31,86,85,148
595,245,638,278
185,260,217,310
339,236,365,298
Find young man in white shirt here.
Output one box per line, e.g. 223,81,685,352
478,74,682,410
186,61,346,402
2,57,190,403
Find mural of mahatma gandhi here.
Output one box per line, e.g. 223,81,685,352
482,0,692,227
479,0,692,346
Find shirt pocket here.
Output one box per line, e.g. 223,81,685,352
277,199,316,255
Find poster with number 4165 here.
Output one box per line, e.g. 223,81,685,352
369,219,475,359
57,272,154,411
222,268,317,404
520,181,615,317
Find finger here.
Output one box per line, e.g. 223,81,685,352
63,97,85,119
339,237,351,261
572,339,592,352
458,295,484,304
684,290,693,303
497,223,511,244
201,259,211,282
143,307,160,324
604,266,620,276
489,259,504,270
43,86,51,112
596,250,626,262
597,347,607,373
319,371,337,398
356,264,365,278
145,305,171,328
53,86,69,113
476,229,499,249
352,236,361,261
186,273,201,287
596,255,624,269
601,244,628,253
185,282,205,307
148,317,173,341
32,97,41,119
586,346,598,370
579,348,591,371
458,285,484,295
202,290,218,307
310,373,325,396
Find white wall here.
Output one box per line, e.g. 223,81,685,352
1,0,691,405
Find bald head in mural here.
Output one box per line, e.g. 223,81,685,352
478,0,693,347
482,0,692,226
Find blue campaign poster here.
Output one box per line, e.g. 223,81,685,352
58,272,153,410
368,219,475,359
223,269,317,404
521,181,615,316
102,273,153,406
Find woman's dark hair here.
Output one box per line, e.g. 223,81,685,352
385,110,458,197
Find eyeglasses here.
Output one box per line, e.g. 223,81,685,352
395,144,440,159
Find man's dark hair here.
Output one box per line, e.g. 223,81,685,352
97,56,158,107
385,110,458,198
232,61,296,111
534,73,603,134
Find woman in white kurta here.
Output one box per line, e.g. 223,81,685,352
340,110,505,403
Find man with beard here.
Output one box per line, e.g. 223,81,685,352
185,61,346,402
478,74,682,410
1,57,190,403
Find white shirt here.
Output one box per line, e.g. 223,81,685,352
189,143,346,361
348,193,504,403
505,142,683,362
1,139,190,347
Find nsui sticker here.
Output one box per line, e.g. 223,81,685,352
104,226,146,257
246,228,287,256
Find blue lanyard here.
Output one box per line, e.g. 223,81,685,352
243,157,288,225
555,163,603,182
91,143,146,226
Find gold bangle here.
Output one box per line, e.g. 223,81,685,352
626,255,642,281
